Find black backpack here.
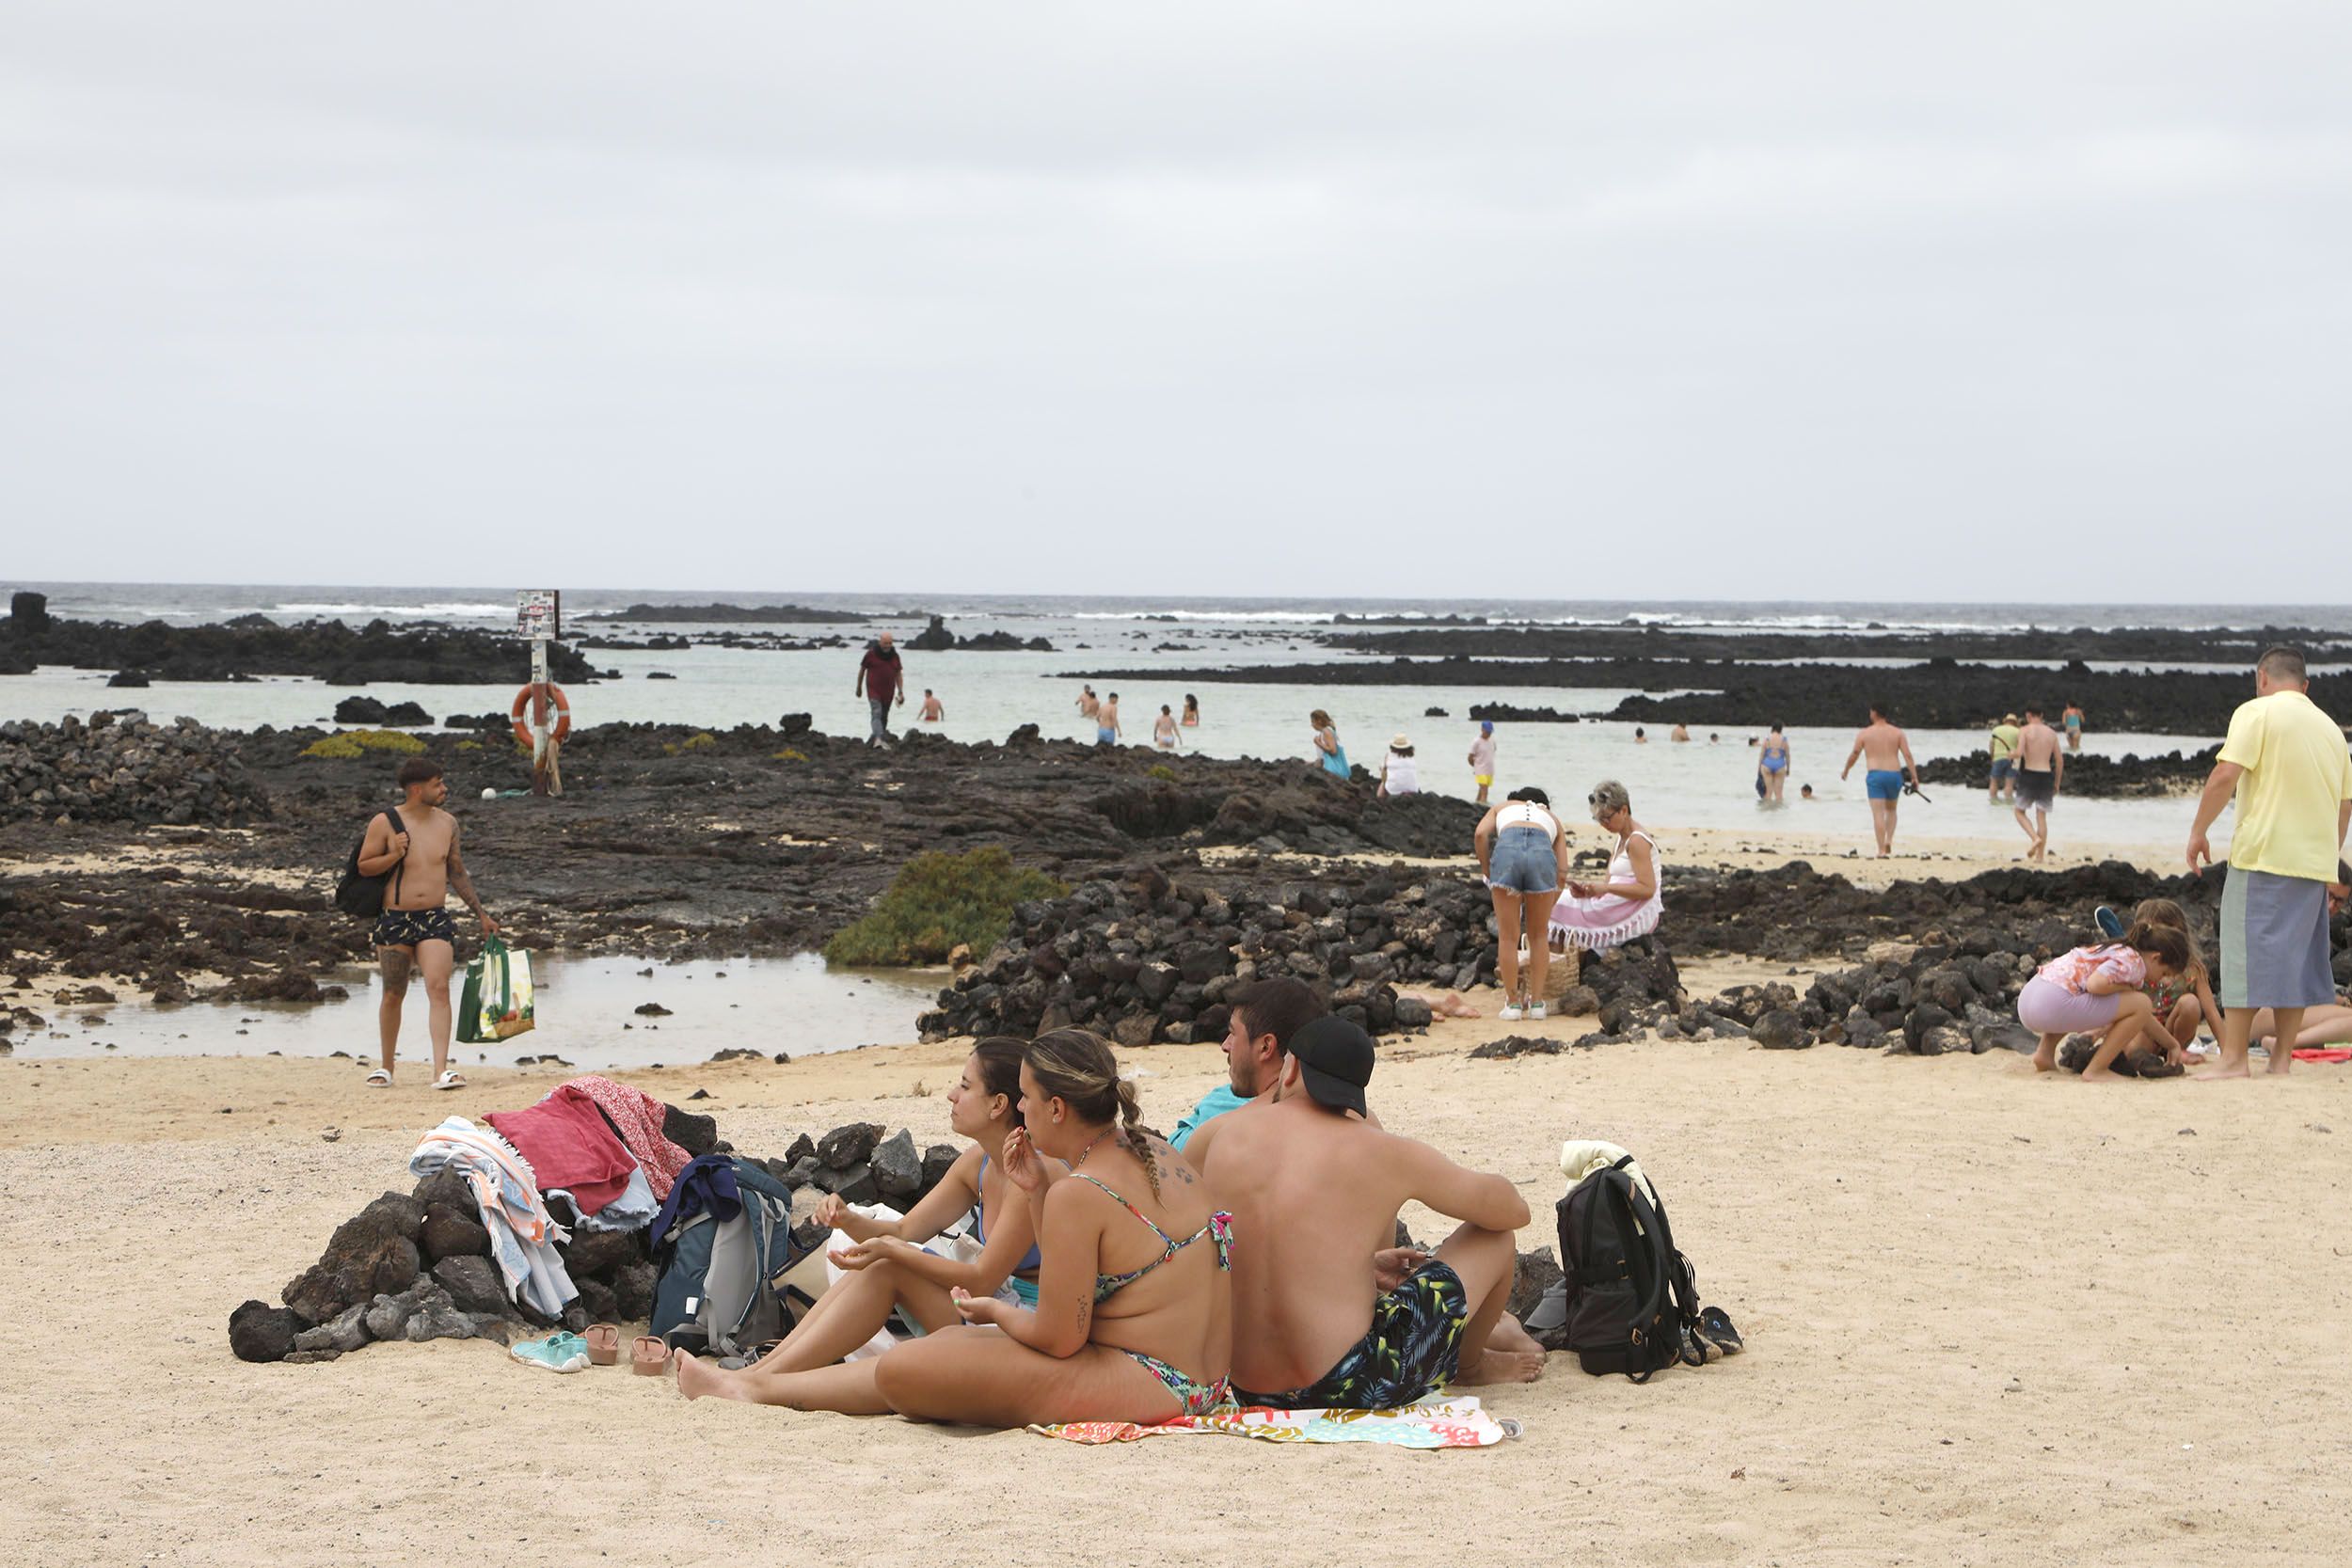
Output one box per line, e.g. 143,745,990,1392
1557,1154,1706,1382
332,807,405,918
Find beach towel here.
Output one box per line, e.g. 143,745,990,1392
409,1117,577,1319
485,1087,638,1215
1560,1138,1656,1206
563,1075,691,1201
2291,1048,2352,1064
1032,1396,1515,1449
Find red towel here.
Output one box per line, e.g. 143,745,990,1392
562,1075,691,1200
485,1091,638,1214
2291,1048,2352,1064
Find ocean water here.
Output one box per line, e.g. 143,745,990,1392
1,581,2287,847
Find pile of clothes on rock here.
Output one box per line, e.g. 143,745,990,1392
412,1075,698,1320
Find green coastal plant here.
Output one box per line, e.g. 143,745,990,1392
824,847,1067,967
348,729,427,754
1147,764,1177,782
299,736,364,760
662,732,719,756
772,748,808,762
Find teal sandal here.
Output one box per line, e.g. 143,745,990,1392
509,1331,590,1372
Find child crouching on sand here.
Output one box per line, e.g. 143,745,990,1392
2119,899,2221,1065
2022,921,2193,1081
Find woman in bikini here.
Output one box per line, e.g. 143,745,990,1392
679,1030,1233,1423
1756,723,1791,803
716,1037,1042,1381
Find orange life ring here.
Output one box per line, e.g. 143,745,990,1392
511,683,572,748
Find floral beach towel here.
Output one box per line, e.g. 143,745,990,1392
1032,1397,1516,1449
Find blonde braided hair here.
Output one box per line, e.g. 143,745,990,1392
1026,1028,1161,1200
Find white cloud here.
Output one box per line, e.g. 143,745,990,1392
2,2,2348,599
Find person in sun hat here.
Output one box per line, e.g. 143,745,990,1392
1376,733,1419,798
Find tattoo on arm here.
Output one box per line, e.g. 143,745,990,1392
446,826,485,917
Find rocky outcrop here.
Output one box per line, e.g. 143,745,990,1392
0,607,597,685
908,613,1051,652
0,712,272,826
923,863,1521,1043
1916,747,2219,799
332,696,433,726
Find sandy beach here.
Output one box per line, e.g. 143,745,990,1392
8,1006,2350,1568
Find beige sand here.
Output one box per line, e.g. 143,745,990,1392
6,1014,2350,1567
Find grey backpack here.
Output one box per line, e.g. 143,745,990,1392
649,1159,811,1357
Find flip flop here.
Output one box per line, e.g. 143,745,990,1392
2094,905,2126,941
510,1332,590,1373
1696,1305,1744,1356
363,1069,392,1087
630,1336,671,1376
583,1323,621,1366
432,1069,467,1092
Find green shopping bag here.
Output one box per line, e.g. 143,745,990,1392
457,936,536,1044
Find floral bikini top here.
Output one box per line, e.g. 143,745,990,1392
1067,1173,1233,1303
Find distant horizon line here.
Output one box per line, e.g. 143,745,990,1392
8,578,2329,612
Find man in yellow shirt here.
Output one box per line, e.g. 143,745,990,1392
1987,713,2021,804
2186,647,2352,1077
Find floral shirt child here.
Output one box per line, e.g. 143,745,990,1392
2038,944,2146,995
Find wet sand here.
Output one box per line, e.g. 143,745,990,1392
6,1011,2349,1565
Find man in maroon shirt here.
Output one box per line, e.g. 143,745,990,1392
855,632,905,746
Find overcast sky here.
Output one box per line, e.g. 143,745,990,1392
4,3,2347,602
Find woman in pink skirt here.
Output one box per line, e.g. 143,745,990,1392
1549,779,1663,955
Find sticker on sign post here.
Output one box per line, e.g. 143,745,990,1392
516,590,561,641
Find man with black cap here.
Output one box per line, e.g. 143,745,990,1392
1198,1016,1539,1407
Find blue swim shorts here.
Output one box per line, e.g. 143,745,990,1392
1866,768,1904,801
1989,757,2012,782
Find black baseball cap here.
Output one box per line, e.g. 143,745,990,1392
1286,1015,1373,1117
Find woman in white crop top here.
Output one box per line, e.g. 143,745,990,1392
1473,787,1567,1021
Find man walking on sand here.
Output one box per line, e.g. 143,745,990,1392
356,758,498,1091
2011,705,2064,862
1840,704,1919,858
2186,646,2352,1078
855,632,905,746
1194,1017,1543,1403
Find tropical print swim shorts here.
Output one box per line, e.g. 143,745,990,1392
1232,1259,1468,1409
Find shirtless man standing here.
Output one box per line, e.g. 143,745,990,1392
919,689,944,723
1839,704,1920,858
1076,685,1099,722
355,758,498,1090
1196,1017,1541,1405
2011,705,2064,862
1096,691,1122,747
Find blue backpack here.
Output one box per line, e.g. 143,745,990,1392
650,1157,812,1356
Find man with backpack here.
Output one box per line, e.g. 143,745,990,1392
1195,1017,1542,1407
352,758,498,1091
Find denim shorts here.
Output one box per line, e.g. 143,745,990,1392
1489,827,1558,894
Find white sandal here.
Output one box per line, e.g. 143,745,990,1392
364,1069,393,1088
431,1069,467,1091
